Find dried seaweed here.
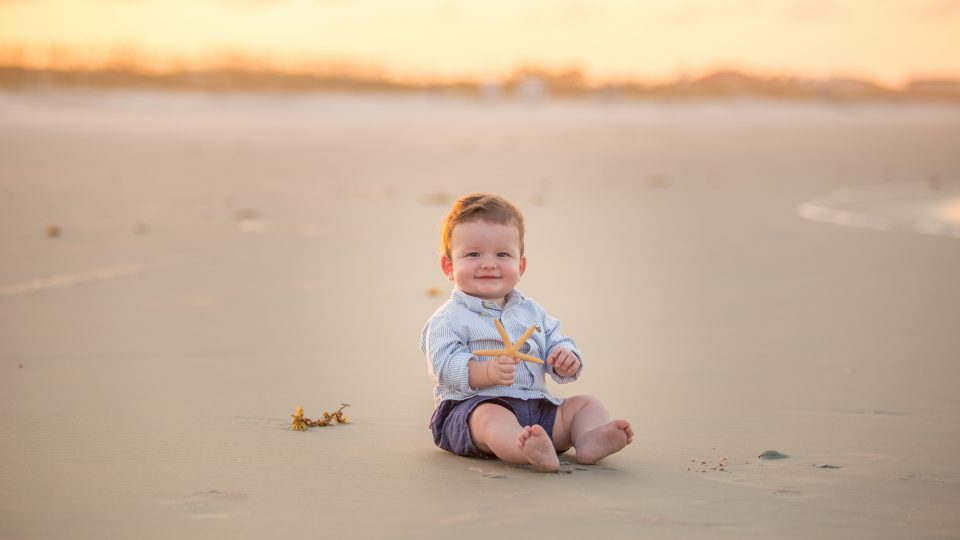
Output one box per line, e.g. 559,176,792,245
290,403,350,431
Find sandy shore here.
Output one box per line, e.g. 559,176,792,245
1,90,959,539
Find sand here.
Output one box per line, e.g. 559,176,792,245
1,90,959,539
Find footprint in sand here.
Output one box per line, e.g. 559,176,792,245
469,462,592,476
181,490,248,518
468,466,506,479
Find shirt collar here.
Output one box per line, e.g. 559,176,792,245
451,287,524,314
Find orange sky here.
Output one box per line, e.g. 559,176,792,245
1,0,958,84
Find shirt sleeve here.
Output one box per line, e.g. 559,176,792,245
540,309,583,384
421,313,474,393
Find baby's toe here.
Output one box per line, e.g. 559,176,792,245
516,426,531,445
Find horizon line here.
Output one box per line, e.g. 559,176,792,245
2,42,958,89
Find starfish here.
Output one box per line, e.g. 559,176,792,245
472,319,544,364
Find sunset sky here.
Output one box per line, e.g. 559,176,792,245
1,0,958,84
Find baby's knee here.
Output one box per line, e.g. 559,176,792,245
566,394,604,410
469,402,514,429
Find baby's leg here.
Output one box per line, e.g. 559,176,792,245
552,395,634,464
469,403,559,472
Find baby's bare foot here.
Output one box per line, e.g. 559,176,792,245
516,425,560,472
574,420,633,465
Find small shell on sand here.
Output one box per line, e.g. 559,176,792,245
234,208,260,221
758,450,789,460
46,225,62,238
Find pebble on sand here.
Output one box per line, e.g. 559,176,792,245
419,192,453,206
758,450,789,460
46,225,62,238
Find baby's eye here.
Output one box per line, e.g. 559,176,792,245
496,252,511,257
465,252,480,257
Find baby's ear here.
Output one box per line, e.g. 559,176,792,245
519,256,527,276
440,256,454,280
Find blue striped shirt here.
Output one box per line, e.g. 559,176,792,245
420,288,583,406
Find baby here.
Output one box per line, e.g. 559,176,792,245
420,193,633,472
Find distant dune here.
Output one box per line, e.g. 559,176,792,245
1,64,958,104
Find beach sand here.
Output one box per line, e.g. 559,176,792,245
1,91,959,539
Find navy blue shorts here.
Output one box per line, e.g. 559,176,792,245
430,395,559,458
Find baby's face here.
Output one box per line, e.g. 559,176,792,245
441,220,526,307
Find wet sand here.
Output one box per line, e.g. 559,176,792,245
1,91,959,539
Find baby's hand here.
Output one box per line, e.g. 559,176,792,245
547,348,580,377
486,355,519,386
